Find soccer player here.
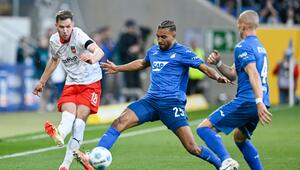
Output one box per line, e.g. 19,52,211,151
74,20,232,170
32,10,104,170
196,10,272,170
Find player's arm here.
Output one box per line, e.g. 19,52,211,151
80,42,105,64
244,63,272,125
198,64,231,83
101,59,150,74
207,50,236,81
33,57,60,96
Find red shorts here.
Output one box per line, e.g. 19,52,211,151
57,81,101,114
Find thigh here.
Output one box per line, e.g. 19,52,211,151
61,102,77,114
112,108,140,132
58,85,77,112
209,99,259,135
76,81,101,114
127,98,159,124
158,102,189,132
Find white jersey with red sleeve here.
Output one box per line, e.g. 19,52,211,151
49,27,102,85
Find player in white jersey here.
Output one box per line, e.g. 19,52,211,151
33,10,104,170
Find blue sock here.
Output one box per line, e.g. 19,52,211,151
199,146,221,169
197,127,230,161
97,126,120,150
236,140,263,170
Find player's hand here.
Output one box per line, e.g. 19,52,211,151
80,53,93,64
32,81,45,97
217,76,233,84
257,103,272,126
207,50,221,65
100,60,118,74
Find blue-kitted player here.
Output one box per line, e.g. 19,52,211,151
196,10,272,170
74,20,232,170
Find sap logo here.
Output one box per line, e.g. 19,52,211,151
257,47,266,54
152,61,168,71
238,52,248,59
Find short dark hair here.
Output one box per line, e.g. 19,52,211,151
158,20,176,31
125,19,136,27
56,10,73,23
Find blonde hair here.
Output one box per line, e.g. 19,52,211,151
239,10,259,30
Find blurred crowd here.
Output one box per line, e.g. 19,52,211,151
16,19,152,111
209,0,300,25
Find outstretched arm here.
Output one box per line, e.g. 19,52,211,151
101,59,150,74
207,50,236,81
198,64,231,84
244,62,272,125
32,57,60,96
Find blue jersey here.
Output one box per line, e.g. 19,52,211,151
144,43,204,101
234,35,270,107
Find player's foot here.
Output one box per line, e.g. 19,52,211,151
44,121,64,147
58,165,69,170
220,158,239,170
73,149,94,170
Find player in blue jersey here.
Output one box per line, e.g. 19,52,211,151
196,10,272,170
74,20,231,170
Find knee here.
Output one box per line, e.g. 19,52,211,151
233,129,247,143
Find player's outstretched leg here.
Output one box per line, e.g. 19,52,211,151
197,126,239,170
74,108,139,169
175,126,221,169
44,111,76,147
234,129,263,170
59,118,86,170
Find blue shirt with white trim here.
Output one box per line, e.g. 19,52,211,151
234,35,270,107
144,43,204,102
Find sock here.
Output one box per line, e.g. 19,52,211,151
62,118,86,167
236,140,263,170
197,127,230,161
57,111,76,139
199,146,222,169
97,126,120,150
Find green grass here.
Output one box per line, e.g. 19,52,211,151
0,105,299,170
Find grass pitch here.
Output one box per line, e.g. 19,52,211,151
0,105,299,170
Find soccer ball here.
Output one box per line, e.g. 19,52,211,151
89,147,112,169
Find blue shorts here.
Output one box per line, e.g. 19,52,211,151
127,97,189,132
209,98,260,139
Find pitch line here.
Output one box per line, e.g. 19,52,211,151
1,105,289,160
0,119,201,160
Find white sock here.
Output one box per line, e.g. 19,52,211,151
62,118,86,166
57,111,76,140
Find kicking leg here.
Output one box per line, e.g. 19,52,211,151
60,105,89,170
175,126,221,169
74,108,140,170
44,103,76,147
234,129,263,170
197,119,239,170
97,108,139,149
